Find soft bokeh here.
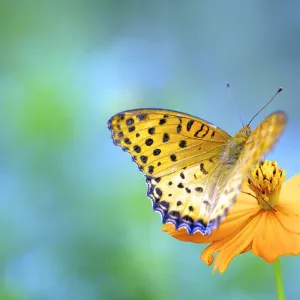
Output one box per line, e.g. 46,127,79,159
1,1,300,299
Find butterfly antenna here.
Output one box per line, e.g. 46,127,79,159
226,82,244,126
248,87,283,126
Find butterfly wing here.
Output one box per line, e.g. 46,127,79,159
205,111,287,234
108,109,230,177
108,109,232,234
146,156,230,235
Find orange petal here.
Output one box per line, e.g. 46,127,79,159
275,209,300,234
163,191,259,243
280,174,300,209
274,174,300,233
200,234,234,268
241,242,252,254
252,211,300,262
162,224,191,241
201,213,261,273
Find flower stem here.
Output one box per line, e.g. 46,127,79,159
274,259,285,300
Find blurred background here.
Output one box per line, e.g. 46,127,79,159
1,1,300,299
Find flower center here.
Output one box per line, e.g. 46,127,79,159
247,160,286,210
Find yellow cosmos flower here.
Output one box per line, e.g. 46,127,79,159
163,160,300,274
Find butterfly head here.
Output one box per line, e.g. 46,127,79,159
238,125,252,137
232,125,251,146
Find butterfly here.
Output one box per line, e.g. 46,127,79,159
107,108,286,235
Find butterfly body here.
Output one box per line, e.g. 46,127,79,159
226,126,251,163
108,109,286,235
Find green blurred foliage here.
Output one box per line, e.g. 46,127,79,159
0,1,300,299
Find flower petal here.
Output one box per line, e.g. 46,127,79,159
201,213,261,273
280,174,300,209
252,211,300,262
275,174,300,233
274,209,300,234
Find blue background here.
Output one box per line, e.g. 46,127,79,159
1,1,299,299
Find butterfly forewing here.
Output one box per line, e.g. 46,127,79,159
206,111,287,233
108,109,230,177
108,109,232,234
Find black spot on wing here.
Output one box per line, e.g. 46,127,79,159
155,187,163,197
195,187,203,192
200,163,208,175
179,140,187,148
124,138,131,145
194,124,204,137
163,133,170,143
177,124,182,133
137,113,147,120
148,166,154,174
128,126,135,132
170,154,177,161
186,120,194,131
153,149,161,156
148,127,155,134
134,145,141,153
126,118,134,126
145,138,153,146
153,201,169,213
140,155,148,164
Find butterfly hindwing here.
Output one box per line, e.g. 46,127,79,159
147,156,227,234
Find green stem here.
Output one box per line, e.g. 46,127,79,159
274,259,285,300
